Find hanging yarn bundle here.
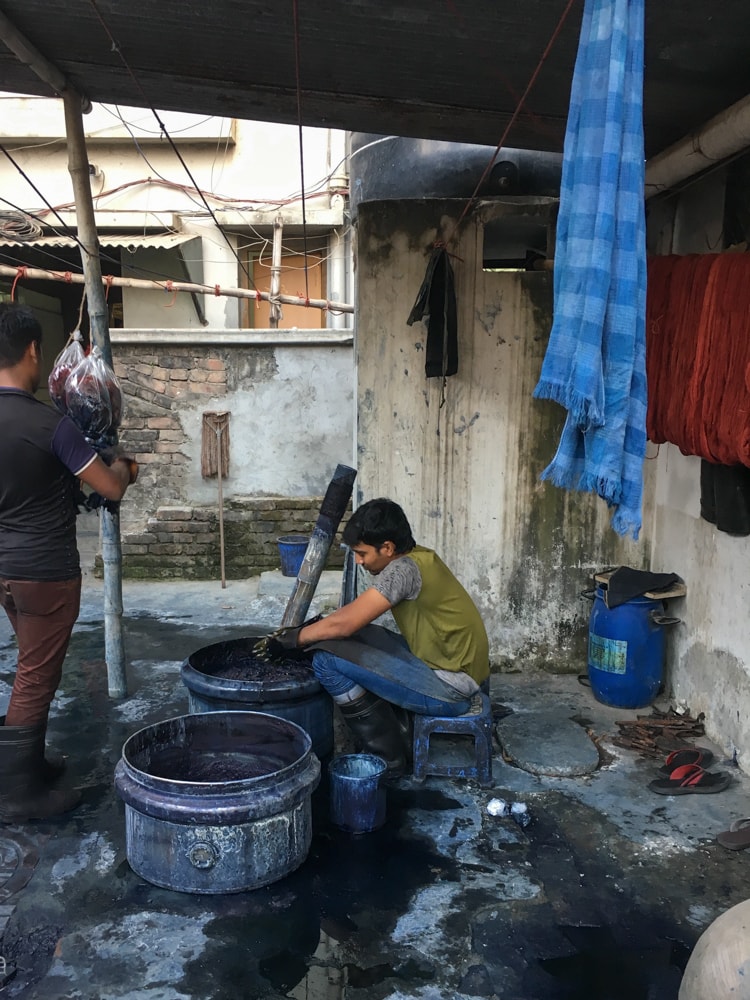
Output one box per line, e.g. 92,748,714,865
645,253,750,467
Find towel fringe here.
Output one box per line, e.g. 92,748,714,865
611,505,641,541
533,380,605,430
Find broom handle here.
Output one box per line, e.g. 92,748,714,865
216,425,226,588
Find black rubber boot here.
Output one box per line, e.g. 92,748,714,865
338,691,409,776
0,716,66,783
0,722,80,822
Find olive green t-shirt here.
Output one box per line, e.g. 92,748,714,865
372,545,489,684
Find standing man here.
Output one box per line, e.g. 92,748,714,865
270,498,490,775
0,303,138,821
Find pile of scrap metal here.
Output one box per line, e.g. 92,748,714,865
612,706,706,758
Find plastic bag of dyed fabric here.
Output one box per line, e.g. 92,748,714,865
64,345,122,447
48,330,85,415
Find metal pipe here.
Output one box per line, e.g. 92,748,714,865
281,464,357,627
645,93,750,199
327,228,348,330
269,217,283,328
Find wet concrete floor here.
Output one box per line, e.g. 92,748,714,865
1,574,750,1000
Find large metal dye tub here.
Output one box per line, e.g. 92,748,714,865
114,711,320,894
181,637,334,759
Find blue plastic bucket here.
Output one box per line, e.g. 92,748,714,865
277,534,309,577
587,587,666,709
329,753,387,833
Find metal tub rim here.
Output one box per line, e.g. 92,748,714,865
181,634,324,701
116,711,320,824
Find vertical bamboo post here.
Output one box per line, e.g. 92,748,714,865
63,89,127,698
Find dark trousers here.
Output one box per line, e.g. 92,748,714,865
0,576,81,727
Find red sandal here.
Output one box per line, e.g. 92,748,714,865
649,763,731,795
656,747,714,777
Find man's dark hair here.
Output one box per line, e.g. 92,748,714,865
342,498,416,554
0,303,42,367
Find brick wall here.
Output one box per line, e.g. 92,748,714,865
108,343,351,580
105,496,347,580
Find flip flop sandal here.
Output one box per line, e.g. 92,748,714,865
656,747,715,777
648,763,731,795
717,818,750,851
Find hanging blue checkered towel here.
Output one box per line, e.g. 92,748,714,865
533,0,647,539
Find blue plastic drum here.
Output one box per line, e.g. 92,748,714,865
587,587,667,709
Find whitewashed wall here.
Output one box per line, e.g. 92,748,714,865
0,97,346,218
355,199,648,671
0,97,349,332
180,344,356,502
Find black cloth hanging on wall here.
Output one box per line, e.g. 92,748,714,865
700,460,750,536
406,247,458,378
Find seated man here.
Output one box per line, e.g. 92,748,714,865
277,498,489,775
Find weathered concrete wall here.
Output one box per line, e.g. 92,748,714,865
109,337,354,578
646,169,750,763
355,199,648,672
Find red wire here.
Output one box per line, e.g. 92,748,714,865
10,266,26,301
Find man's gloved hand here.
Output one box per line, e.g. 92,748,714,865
254,615,322,662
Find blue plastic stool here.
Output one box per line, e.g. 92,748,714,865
412,691,494,788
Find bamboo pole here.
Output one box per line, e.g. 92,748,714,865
63,89,128,699
0,263,354,314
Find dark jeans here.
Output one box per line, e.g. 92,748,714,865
311,627,472,716
0,576,82,728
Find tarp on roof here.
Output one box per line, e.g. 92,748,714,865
0,232,199,250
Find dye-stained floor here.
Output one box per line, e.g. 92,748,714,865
1,572,749,1000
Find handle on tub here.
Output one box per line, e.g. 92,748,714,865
650,612,681,626
580,588,596,602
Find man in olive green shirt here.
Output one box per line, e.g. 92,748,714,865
276,498,489,774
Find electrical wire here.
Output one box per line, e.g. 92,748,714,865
292,0,310,302
87,0,259,292
0,144,93,259
0,209,43,240
0,194,200,289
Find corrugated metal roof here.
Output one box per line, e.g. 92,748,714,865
0,232,199,250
